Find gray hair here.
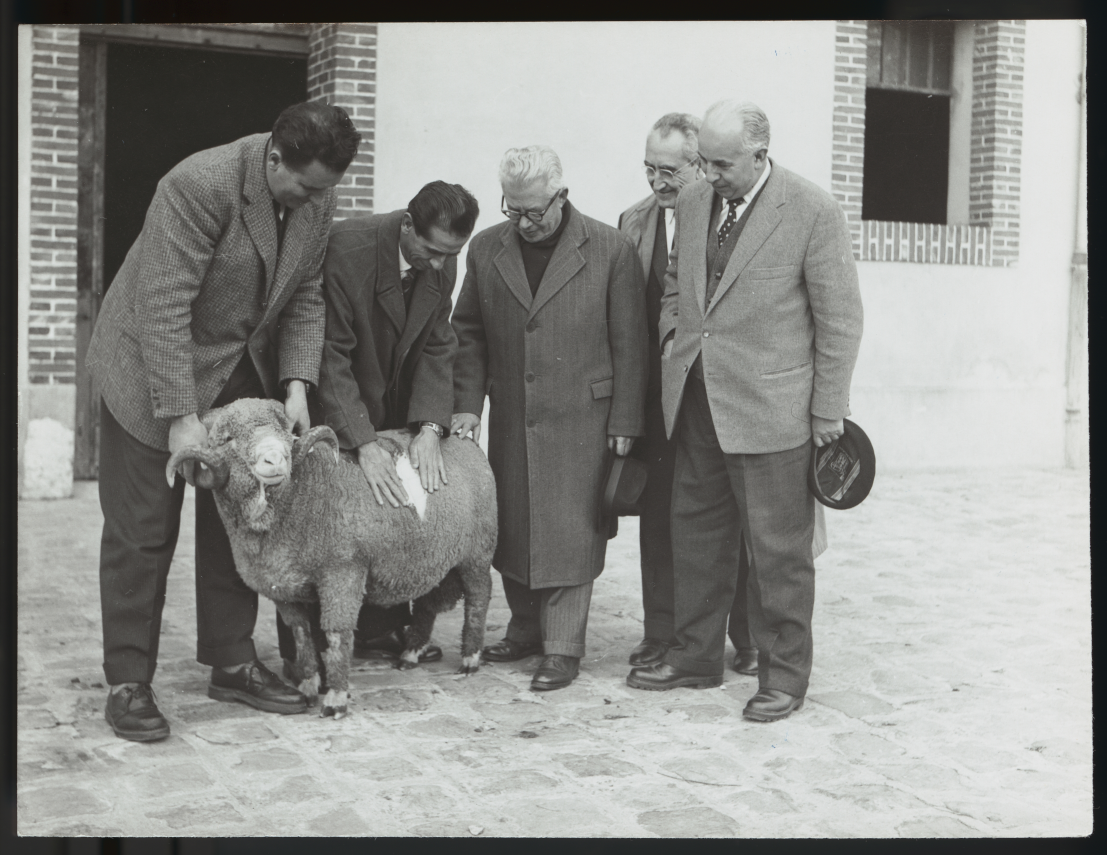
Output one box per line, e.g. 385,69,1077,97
703,100,771,154
498,145,565,195
651,112,701,160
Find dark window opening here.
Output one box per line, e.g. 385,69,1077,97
861,20,954,225
861,89,951,225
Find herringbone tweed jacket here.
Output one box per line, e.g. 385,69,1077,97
86,133,333,451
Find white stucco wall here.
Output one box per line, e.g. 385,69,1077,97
371,20,1084,470
850,20,1085,468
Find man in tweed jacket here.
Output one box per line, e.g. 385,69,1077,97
626,100,862,723
85,102,361,742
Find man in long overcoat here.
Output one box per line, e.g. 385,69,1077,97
275,180,480,671
452,145,647,691
85,102,361,741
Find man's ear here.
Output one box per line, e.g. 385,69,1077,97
400,212,413,233
268,147,282,170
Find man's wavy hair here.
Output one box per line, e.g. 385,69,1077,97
272,101,362,173
408,181,481,239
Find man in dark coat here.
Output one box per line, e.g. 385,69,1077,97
85,102,361,742
618,113,828,676
276,181,480,671
452,145,647,692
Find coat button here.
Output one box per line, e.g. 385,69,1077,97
525,372,535,382
683,365,688,372
526,322,536,332
526,418,536,427
703,331,710,338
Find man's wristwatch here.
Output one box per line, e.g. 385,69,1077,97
419,421,446,438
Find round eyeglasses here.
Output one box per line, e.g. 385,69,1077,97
644,160,696,182
501,190,562,224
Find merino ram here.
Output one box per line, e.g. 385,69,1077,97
166,397,496,718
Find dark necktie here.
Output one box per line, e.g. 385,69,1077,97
401,270,416,312
273,201,287,252
717,197,743,246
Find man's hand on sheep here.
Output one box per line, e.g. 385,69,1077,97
451,413,482,444
409,427,448,493
608,435,635,457
357,440,411,508
284,379,311,436
168,413,209,486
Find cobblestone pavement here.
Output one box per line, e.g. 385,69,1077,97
17,468,1091,838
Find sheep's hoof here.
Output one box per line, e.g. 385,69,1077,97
458,653,482,675
298,673,321,702
396,657,419,671
321,705,348,719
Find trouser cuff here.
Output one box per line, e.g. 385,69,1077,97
642,619,674,642
542,641,585,658
197,639,258,668
760,677,809,698
662,649,724,677
103,659,154,686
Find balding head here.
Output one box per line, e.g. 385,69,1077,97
697,100,771,200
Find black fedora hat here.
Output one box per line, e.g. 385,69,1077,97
808,418,875,510
598,451,649,539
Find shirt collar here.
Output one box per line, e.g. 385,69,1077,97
398,240,412,276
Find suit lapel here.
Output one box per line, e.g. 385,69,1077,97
376,210,408,336
707,167,784,314
494,230,534,312
241,137,278,291
268,207,307,302
395,268,439,359
528,212,587,321
634,198,659,277
683,181,713,320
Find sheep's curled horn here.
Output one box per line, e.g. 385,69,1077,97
164,425,340,490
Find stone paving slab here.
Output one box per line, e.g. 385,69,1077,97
16,468,1092,837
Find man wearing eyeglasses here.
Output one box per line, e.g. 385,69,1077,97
618,113,828,679
626,100,862,723
452,145,647,691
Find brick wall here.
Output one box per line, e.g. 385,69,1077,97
830,20,1024,267
307,23,377,220
29,25,79,385
831,20,868,258
970,20,1025,266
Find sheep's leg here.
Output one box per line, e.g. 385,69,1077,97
318,570,365,719
402,569,464,670
456,561,494,675
275,601,321,703
319,629,353,718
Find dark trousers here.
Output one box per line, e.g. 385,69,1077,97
276,600,411,659
501,574,593,659
636,390,753,649
98,358,266,685
662,371,816,696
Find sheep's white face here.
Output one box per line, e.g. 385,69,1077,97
207,400,297,531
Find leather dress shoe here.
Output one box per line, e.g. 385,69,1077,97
353,629,443,663
105,683,170,742
530,654,579,691
208,660,308,714
628,637,668,667
743,688,805,722
626,661,723,691
481,637,543,662
732,647,760,676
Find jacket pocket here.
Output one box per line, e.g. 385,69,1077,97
749,265,795,280
590,377,614,399
761,361,811,379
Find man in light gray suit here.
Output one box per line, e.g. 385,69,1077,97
618,113,827,676
627,100,863,722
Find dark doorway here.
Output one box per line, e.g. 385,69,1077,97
103,42,307,290
860,88,950,225
75,38,308,479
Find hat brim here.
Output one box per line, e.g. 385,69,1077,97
808,418,875,510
